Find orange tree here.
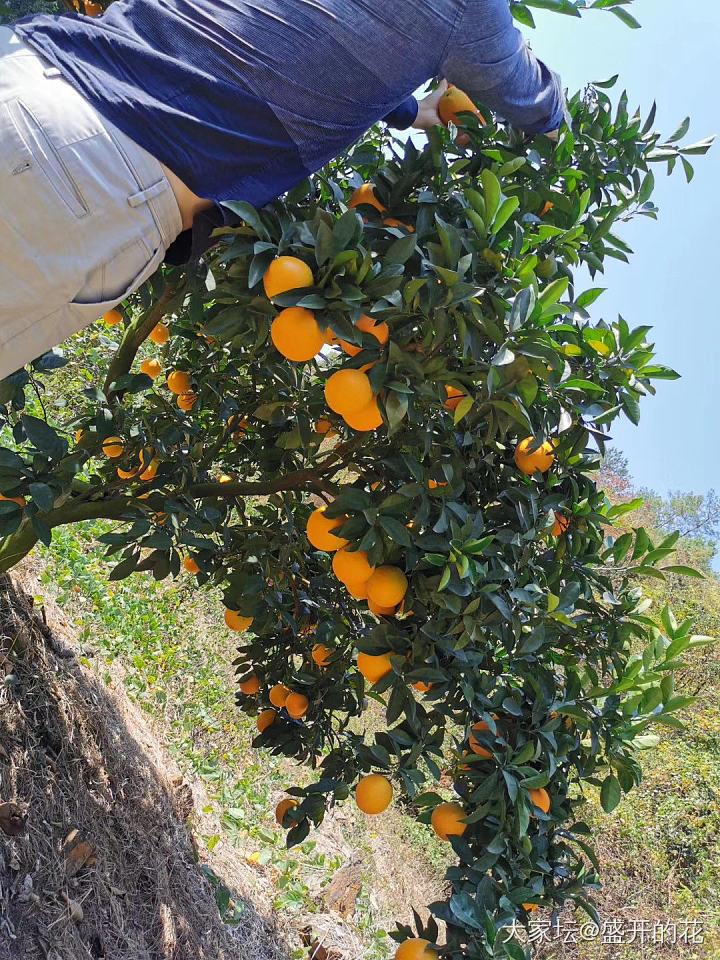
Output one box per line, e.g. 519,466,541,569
0,4,714,956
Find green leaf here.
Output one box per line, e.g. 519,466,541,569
379,516,413,547
28,483,55,513
492,197,520,234
661,565,704,579
220,201,270,240
480,169,501,224
600,774,621,813
21,416,66,458
611,7,641,28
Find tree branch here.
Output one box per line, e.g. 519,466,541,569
103,278,186,398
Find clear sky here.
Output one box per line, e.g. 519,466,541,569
521,0,719,499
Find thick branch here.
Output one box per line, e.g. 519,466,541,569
103,278,185,397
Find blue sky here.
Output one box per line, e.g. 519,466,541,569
523,0,719,498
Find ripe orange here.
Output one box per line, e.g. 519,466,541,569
324,327,340,345
431,801,467,840
529,787,550,815
285,692,309,719
84,1,103,15
343,396,383,432
339,314,390,356
357,651,393,684
514,436,555,476
348,183,386,214
167,370,191,395
263,256,314,299
444,385,465,411
75,429,84,444
469,719,497,759
395,940,439,960
438,85,485,128
428,479,448,490
271,307,325,362
552,512,570,536
139,457,159,482
239,673,260,695
413,680,433,693
269,684,290,708
177,392,197,411
102,436,124,458
224,609,254,632
355,774,393,814
367,598,396,616
346,579,370,600
275,798,298,826
149,322,170,345
116,466,138,480
256,709,276,733
140,358,162,379
306,506,349,551
332,548,374,586
183,556,200,574
366,566,408,608
102,309,122,326
311,643,332,668
523,903,539,913
540,200,554,218
314,419,337,436
324,369,373,416
0,492,25,508
218,474,233,483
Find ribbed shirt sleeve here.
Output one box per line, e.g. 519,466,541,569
382,96,418,130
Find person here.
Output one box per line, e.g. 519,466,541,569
0,0,566,379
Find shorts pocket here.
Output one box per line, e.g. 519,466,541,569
4,96,89,219
69,236,165,321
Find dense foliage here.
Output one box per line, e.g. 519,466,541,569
1,1,714,957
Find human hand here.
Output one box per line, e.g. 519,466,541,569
411,78,449,131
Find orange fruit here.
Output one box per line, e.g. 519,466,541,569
218,474,233,483
149,322,170,345
271,307,325,362
167,370,191,395
324,327,340,345
306,506,348,551
285,692,309,719
540,200,554,218
469,719,497,759
102,309,122,326
224,609,254,632
139,457,159,482
366,566,408,608
348,183,386,214
311,644,332,668
367,598,396,616
343,396,383,432
84,1,103,15
183,556,200,574
346,579,370,600
256,709,276,733
75,429,84,444
314,419,336,436
395,940,439,960
269,684,291,708
431,801,467,840
275,798,298,826
239,673,260,695
102,436,124,458
355,774,393,814
332,549,374,586
263,256,314,299
177,392,197,411
438,85,485,128
514,437,555,476
552,512,570,536
0,493,25,508
383,218,415,232
444,385,465,411
529,787,550,815
413,681,433,693
324,369,373,416
428,479,448,490
357,652,393,684
116,466,138,480
523,903,539,913
339,314,390,356
140,358,162,379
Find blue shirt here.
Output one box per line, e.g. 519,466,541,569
14,0,566,265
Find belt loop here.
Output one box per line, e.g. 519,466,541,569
127,178,171,208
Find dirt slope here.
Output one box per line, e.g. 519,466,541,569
0,572,290,960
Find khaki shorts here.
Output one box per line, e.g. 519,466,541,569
0,26,183,380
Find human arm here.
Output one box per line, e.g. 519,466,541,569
382,96,419,130
440,0,568,136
